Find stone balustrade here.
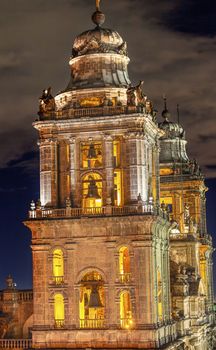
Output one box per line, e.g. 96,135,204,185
18,291,33,302
79,318,105,329
0,339,32,349
38,105,146,121
29,204,159,220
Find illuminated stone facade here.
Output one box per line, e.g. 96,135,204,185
159,105,215,349
1,2,212,350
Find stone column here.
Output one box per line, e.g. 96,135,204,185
69,138,77,207
104,135,114,204
126,132,148,204
153,142,160,206
39,138,58,207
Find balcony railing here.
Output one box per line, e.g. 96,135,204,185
119,273,131,283
0,339,32,349
55,319,65,328
29,203,157,220
79,318,105,329
53,276,64,285
38,105,145,121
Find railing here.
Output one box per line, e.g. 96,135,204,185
29,204,156,219
55,319,65,328
18,291,33,302
0,339,32,349
79,318,105,329
120,318,134,329
39,105,144,121
53,276,64,285
119,273,131,283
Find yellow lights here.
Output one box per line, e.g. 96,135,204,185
113,140,123,206
114,170,122,206
120,291,133,329
81,142,102,169
119,247,130,277
113,141,120,168
79,271,105,328
157,270,163,321
54,294,65,327
160,168,174,176
53,249,64,284
80,97,102,107
82,172,102,208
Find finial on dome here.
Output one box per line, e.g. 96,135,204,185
96,0,100,11
92,0,105,27
177,104,180,124
162,94,171,121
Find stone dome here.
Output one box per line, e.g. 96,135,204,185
159,119,185,140
72,27,127,58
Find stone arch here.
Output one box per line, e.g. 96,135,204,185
76,266,107,284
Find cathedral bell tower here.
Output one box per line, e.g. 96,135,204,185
25,3,175,349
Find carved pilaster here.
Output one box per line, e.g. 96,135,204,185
103,134,114,204
69,138,77,207
38,138,58,207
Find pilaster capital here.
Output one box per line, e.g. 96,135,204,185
69,137,76,144
37,137,58,147
125,131,145,140
102,133,113,141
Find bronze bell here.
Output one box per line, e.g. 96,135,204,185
88,286,103,308
87,144,97,160
85,177,101,199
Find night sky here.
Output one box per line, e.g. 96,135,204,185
0,0,216,290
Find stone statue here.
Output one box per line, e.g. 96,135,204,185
126,84,136,106
184,204,190,225
127,81,149,107
145,99,153,114
66,197,71,208
39,87,55,114
135,80,145,105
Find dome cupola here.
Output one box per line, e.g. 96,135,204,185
158,99,189,164
66,1,130,91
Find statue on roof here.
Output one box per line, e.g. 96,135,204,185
39,87,55,114
135,80,146,106
126,84,136,106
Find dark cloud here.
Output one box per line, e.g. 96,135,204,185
164,0,216,37
0,0,215,177
198,135,216,143
0,186,27,193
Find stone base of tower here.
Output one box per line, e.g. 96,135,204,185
25,214,174,350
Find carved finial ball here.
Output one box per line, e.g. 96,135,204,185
92,10,105,27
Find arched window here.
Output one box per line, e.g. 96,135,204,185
157,270,163,320
53,249,64,284
119,247,130,283
120,291,133,329
79,271,104,329
54,294,65,328
82,172,103,208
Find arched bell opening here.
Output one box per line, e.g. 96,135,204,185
52,249,64,285
82,172,103,209
119,246,131,283
119,291,133,329
79,271,105,329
